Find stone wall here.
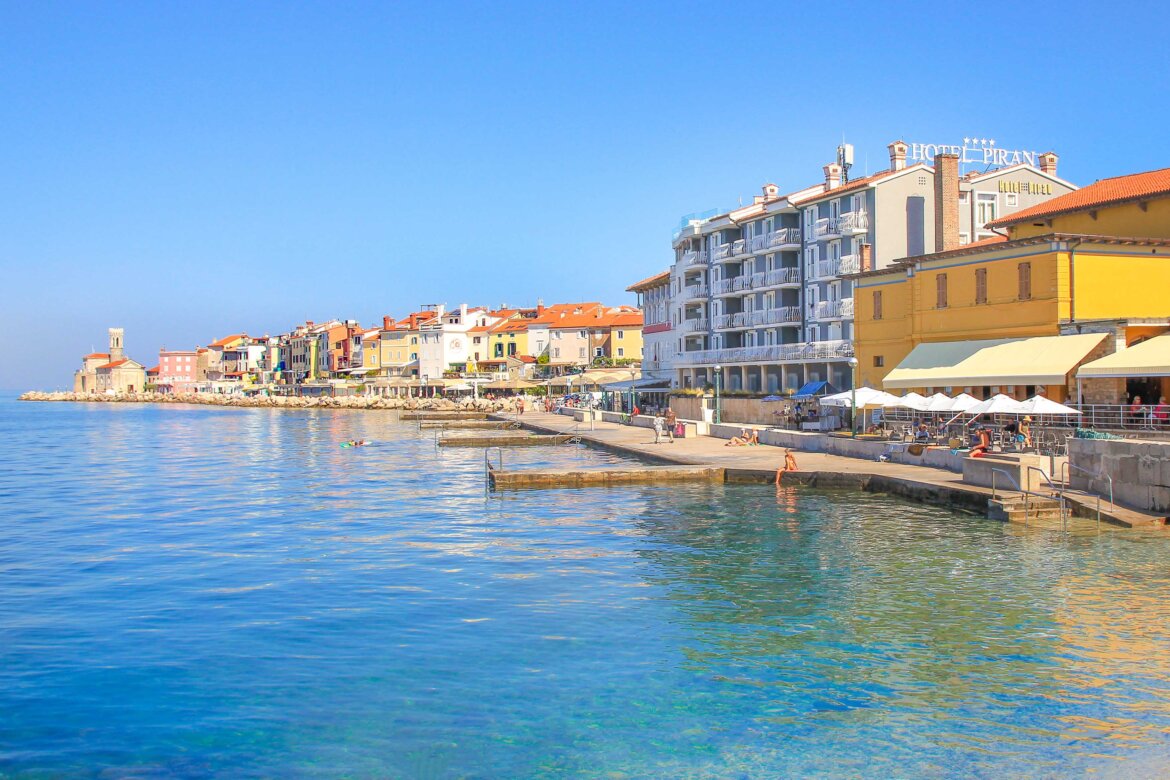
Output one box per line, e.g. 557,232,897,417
1068,437,1170,512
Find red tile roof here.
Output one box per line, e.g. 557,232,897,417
490,320,529,333
962,234,1009,249
988,167,1170,228
147,365,160,374
626,270,671,292
209,333,245,348
97,359,131,369
789,164,931,205
517,355,537,363
85,353,109,359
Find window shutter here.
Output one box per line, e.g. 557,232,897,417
1019,262,1031,300
873,290,883,320
936,274,948,308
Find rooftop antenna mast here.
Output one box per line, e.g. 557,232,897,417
837,142,854,184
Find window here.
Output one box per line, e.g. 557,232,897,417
617,348,625,357
959,232,970,246
976,193,998,226
616,330,624,339
578,347,587,358
1005,193,1018,207
959,191,969,204
553,347,560,358
936,273,948,308
873,356,884,368
594,347,604,357
873,290,883,320
578,330,587,338
1018,262,1032,300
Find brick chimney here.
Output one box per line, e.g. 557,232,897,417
888,140,908,171
1039,151,1059,176
934,153,960,253
383,315,393,329
859,243,873,272
823,162,842,190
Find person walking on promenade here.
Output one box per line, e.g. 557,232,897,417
653,413,665,444
663,407,677,443
775,449,798,484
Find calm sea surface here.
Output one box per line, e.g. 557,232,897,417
3,395,1170,778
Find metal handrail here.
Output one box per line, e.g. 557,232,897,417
1060,461,1112,530
1026,465,1068,527
484,446,503,475
991,467,1058,527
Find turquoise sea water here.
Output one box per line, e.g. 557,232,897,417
3,396,1170,778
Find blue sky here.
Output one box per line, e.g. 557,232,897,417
2,0,1167,388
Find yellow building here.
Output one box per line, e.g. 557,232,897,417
852,167,1170,403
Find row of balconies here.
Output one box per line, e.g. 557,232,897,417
806,254,862,281
690,228,803,267
676,339,856,366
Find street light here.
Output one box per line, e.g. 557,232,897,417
714,364,722,425
847,356,859,438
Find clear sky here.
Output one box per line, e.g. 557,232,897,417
3,0,1168,389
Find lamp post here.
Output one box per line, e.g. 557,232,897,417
847,356,859,438
714,364,722,425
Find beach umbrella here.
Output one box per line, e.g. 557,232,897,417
882,391,929,410
965,394,1027,415
921,393,954,412
1016,395,1081,416
944,392,981,412
820,387,898,407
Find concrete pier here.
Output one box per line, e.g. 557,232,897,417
420,420,522,429
497,410,1164,528
489,465,724,489
439,433,579,447
400,411,490,421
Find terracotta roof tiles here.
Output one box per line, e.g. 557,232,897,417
626,270,671,292
988,167,1170,228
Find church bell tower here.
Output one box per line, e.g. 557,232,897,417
109,327,125,362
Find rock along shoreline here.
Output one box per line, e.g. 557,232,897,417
18,390,515,412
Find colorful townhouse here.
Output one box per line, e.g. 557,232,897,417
627,271,675,388
156,348,200,393
850,165,1170,405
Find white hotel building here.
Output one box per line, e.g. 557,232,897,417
657,139,1073,394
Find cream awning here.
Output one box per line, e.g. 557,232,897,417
1077,334,1170,378
882,334,1107,390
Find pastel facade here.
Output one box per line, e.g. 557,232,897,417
851,166,1170,403
74,328,146,394
627,271,675,385
157,349,199,393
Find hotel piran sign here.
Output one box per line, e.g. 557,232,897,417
908,138,1041,167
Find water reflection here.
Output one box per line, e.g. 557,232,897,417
3,398,1170,777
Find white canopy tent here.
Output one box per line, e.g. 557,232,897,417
881,391,929,411
966,394,1028,416
820,387,900,408
1016,395,1081,416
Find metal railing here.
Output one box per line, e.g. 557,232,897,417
991,467,1063,527
838,210,869,233
768,227,801,247
710,244,732,261
674,339,854,366
1075,404,1170,433
1060,461,1112,529
682,284,709,300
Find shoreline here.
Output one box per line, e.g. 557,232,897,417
18,390,515,412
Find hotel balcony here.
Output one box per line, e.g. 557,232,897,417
813,298,854,321
767,227,802,249
730,239,749,258
712,276,752,296
682,284,709,300
674,339,854,366
747,306,802,326
756,267,801,289
808,259,842,281
710,244,733,262
838,210,869,234
839,254,861,276
813,218,840,240
680,318,708,333
681,249,709,267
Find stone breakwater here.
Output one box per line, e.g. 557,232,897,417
18,391,517,412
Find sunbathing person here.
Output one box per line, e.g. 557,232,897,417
725,429,752,447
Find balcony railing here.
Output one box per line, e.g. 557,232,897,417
713,314,733,330
814,218,839,239
676,339,855,365
680,318,708,333
768,227,802,248
762,267,801,287
681,249,709,266
712,278,735,295
731,239,748,256
683,284,709,300
838,210,869,233
710,244,732,261
813,298,854,320
839,254,861,276
749,234,768,253
748,306,802,326
809,259,842,281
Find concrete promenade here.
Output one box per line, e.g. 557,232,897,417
500,409,1164,528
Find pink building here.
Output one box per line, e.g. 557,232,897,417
157,349,200,393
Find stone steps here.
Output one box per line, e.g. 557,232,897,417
988,495,1066,523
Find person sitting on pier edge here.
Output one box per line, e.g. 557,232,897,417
775,449,799,484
